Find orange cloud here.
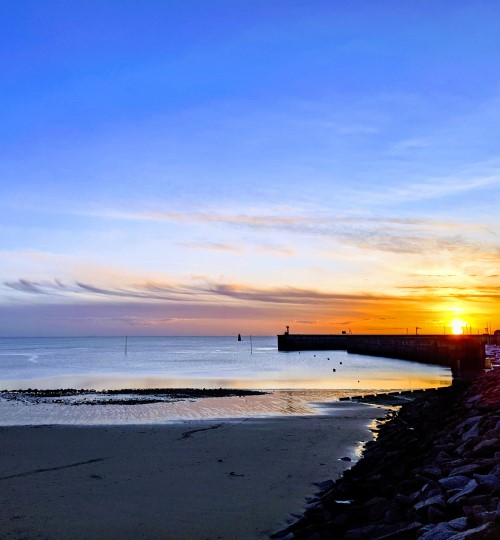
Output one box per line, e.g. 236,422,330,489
3,277,499,336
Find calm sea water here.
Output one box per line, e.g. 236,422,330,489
0,336,451,391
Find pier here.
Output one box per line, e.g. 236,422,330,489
277,333,491,378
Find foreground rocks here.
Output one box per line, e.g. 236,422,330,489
274,369,500,540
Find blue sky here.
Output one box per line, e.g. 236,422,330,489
1,1,499,336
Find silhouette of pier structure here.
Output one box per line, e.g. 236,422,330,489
277,332,492,378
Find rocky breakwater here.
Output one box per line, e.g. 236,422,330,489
274,369,500,540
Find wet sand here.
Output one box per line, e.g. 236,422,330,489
0,402,386,539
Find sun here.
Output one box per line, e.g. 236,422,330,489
450,318,466,335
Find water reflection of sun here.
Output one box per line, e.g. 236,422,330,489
450,318,466,335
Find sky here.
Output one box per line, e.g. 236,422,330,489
1,0,499,336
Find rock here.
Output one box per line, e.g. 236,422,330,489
473,474,500,494
456,439,477,457
428,505,448,524
414,494,446,513
384,508,403,524
421,466,442,480
305,533,322,540
394,494,412,508
344,523,381,539
466,395,482,406
418,481,442,499
449,464,482,477
457,416,482,433
446,522,496,539
448,480,479,505
461,424,479,442
439,475,471,492
304,505,324,520
436,450,451,463
470,438,498,458
330,512,348,529
374,521,423,540
446,458,469,469
448,517,468,531
463,494,495,506
271,528,294,539
363,496,391,520
314,479,334,492
476,510,496,524
419,522,458,540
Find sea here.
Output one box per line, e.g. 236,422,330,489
0,336,452,425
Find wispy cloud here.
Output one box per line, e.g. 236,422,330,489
5,279,48,294
389,137,430,153
391,172,500,203
4,279,199,303
396,284,500,299
94,210,312,227
177,241,244,253
5,277,500,306
3,278,382,304
72,207,494,256
84,208,457,228
254,243,295,256
46,315,191,327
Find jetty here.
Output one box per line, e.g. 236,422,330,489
273,368,500,539
277,332,494,378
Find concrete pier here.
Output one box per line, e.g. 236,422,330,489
277,333,489,378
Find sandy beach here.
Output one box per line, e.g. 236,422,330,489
0,401,386,539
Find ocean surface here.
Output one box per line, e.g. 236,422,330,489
0,336,452,425
0,335,451,391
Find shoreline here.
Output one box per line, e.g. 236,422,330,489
0,400,388,539
277,368,500,539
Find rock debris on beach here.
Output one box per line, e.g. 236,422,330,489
0,387,265,406
274,368,500,540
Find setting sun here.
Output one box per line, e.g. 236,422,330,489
450,318,467,335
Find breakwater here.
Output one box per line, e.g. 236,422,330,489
277,334,489,377
273,367,500,540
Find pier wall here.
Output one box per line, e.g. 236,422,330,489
277,334,488,377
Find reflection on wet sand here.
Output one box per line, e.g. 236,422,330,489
0,386,443,426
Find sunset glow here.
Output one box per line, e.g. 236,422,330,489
450,318,467,335
0,2,499,336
